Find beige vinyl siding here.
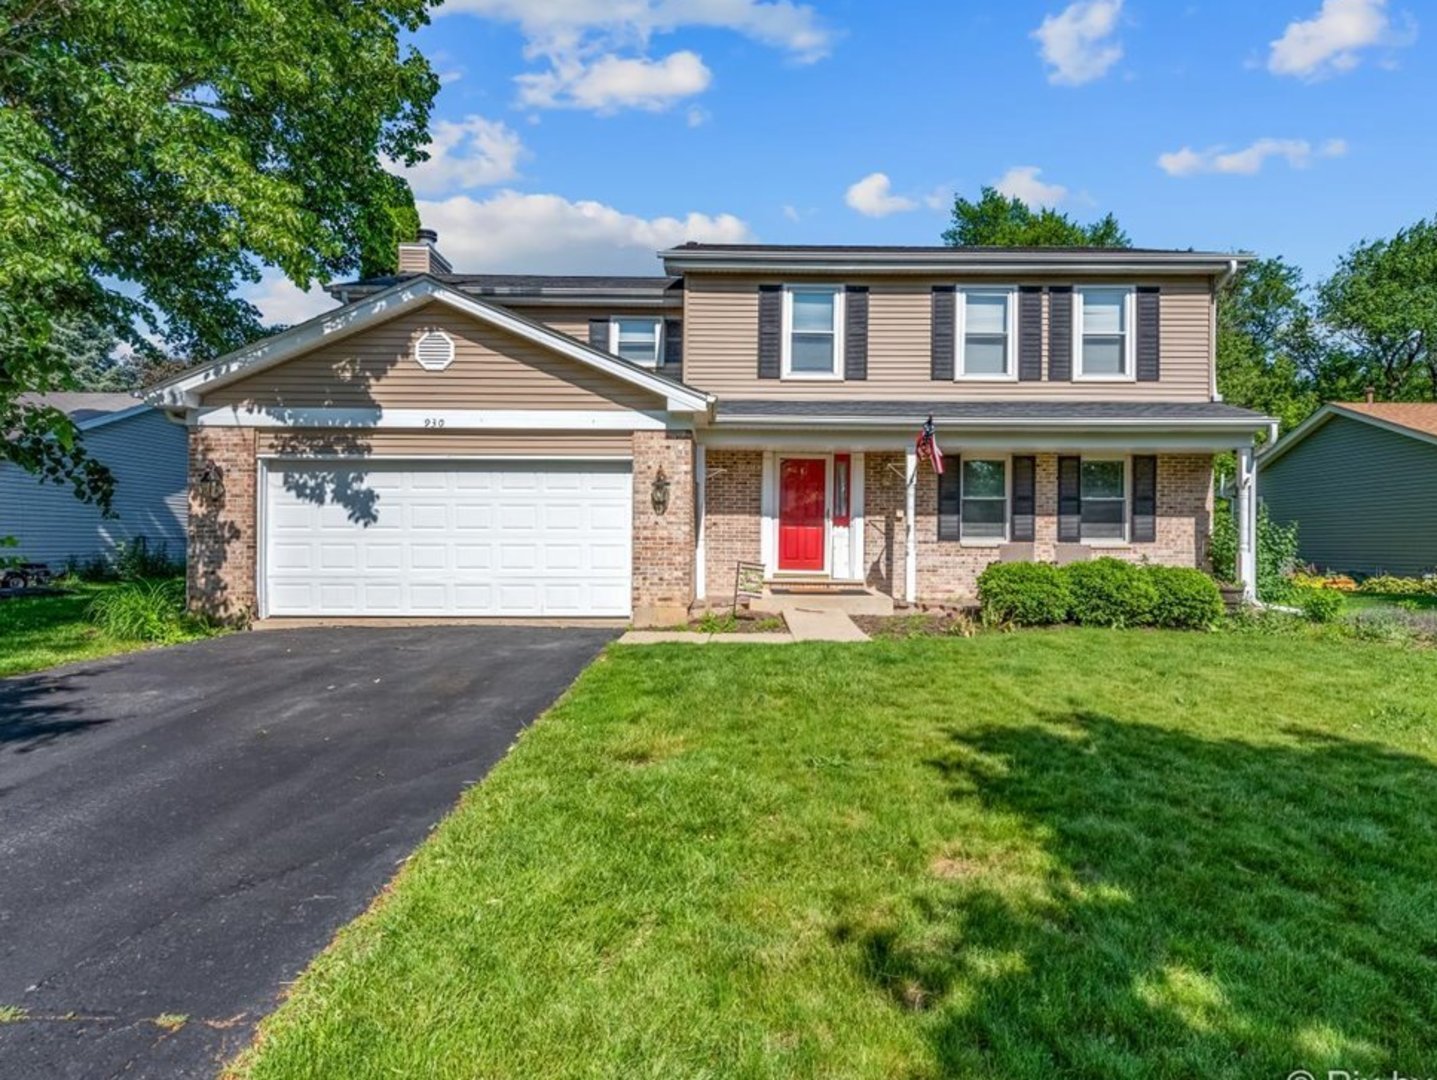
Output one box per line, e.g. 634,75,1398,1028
682,275,1213,401
205,302,663,412
257,430,632,458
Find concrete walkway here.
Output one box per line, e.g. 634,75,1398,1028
782,608,869,642
616,609,868,645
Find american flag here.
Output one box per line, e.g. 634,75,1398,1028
916,416,944,475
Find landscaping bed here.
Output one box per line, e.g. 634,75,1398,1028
233,631,1437,1079
0,578,221,679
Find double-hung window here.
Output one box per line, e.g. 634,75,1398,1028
957,287,1016,379
961,458,1008,541
782,286,843,378
609,317,663,366
1080,458,1127,541
1075,287,1134,379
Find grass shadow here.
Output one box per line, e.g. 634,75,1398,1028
849,710,1437,1077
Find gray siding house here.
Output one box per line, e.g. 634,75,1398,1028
1259,402,1437,577
1,394,188,567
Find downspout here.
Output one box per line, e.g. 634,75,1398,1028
1211,258,1239,402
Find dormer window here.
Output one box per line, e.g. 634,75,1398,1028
957,287,1016,380
609,317,663,366
782,285,844,379
1074,287,1135,380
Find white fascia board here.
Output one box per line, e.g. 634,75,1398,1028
192,406,675,431
147,276,710,413
713,413,1272,433
699,428,1256,453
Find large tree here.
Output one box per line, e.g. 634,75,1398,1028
1315,217,1437,402
1215,257,1322,434
1,0,437,508
942,186,1130,248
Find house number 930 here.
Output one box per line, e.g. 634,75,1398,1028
424,417,446,428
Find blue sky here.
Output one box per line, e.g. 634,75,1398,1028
250,0,1431,323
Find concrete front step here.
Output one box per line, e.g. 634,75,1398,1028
752,590,894,617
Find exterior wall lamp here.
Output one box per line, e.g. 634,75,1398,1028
650,466,671,514
196,463,224,504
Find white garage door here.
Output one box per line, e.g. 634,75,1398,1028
262,460,632,617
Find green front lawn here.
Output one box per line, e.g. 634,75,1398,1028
0,581,211,678
236,633,1437,1080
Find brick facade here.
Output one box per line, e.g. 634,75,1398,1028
696,449,1215,604
187,427,257,623
631,430,695,626
702,449,763,603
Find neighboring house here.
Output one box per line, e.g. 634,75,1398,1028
148,233,1272,624
1258,402,1437,577
1,393,188,567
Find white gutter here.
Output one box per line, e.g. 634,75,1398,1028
1211,257,1239,402
712,413,1273,431
662,249,1255,276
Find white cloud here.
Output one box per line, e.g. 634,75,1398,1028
686,104,711,127
518,50,711,111
1157,137,1348,176
1268,0,1414,79
993,166,1068,207
923,186,950,211
385,115,526,196
782,204,802,222
442,0,831,112
1033,0,1124,85
415,190,754,274
844,172,918,218
242,271,338,328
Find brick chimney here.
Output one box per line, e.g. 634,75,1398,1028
397,227,452,276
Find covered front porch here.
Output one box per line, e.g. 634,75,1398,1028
692,401,1276,608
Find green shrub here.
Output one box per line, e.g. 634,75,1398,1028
1358,574,1437,596
1209,500,1300,603
1148,566,1225,630
87,579,201,643
114,536,182,580
977,562,1070,626
1296,586,1345,624
1063,558,1158,628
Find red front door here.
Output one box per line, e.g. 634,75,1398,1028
778,458,826,571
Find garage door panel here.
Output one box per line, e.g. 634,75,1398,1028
264,461,633,617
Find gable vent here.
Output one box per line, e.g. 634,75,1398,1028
413,330,455,371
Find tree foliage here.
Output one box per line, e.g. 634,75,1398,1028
0,0,439,508
943,187,1131,248
1316,218,1437,402
1216,257,1321,434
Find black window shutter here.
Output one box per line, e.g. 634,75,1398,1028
1018,287,1042,381
931,285,955,380
938,457,961,541
1136,286,1160,382
588,318,609,351
1011,456,1036,542
1048,286,1072,381
1058,456,1081,543
1132,455,1158,542
844,286,868,381
757,285,782,379
663,318,682,376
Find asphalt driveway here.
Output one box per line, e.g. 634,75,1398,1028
0,626,616,1079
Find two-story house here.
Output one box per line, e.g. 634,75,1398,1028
150,233,1272,625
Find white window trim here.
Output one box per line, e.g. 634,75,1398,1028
1072,286,1137,382
780,284,845,381
958,453,1012,546
1079,454,1131,545
608,316,664,368
956,286,1018,382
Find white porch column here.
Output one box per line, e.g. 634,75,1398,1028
694,443,706,601
1236,445,1257,602
904,446,918,603
759,450,776,576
